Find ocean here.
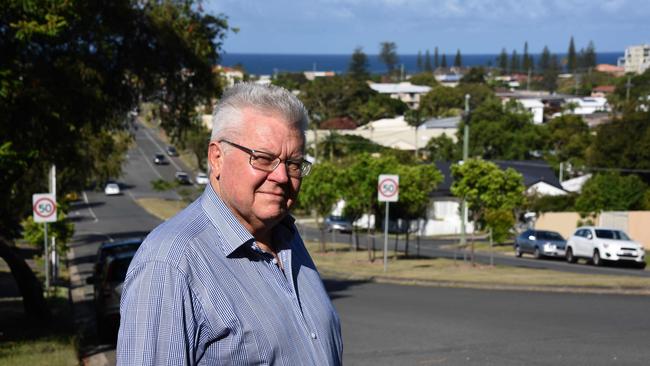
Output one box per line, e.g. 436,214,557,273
220,52,623,76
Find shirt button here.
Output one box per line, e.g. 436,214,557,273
310,332,317,339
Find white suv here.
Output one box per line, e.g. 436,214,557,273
566,226,646,268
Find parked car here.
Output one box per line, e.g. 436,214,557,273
166,145,178,156
565,226,646,268
514,229,566,259
325,215,353,233
195,172,209,185
104,182,120,196
86,238,144,342
175,171,191,185
153,153,167,165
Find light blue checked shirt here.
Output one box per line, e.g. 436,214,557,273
117,185,342,365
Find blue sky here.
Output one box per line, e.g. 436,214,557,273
208,0,649,55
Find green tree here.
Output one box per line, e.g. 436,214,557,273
299,162,343,251
575,173,648,215
183,123,211,171
497,48,508,73
567,36,577,73
460,67,487,84
609,68,650,111
441,53,448,68
542,114,591,170
434,46,440,69
272,72,309,90
339,154,400,260
522,41,532,72
587,111,650,172
462,100,545,160
356,93,409,124
424,49,433,72
393,164,443,256
0,0,229,321
454,49,462,67
451,159,525,254
425,133,459,161
379,41,399,76
510,50,520,73
419,86,464,117
409,72,439,87
348,47,370,80
538,46,551,71
582,41,597,68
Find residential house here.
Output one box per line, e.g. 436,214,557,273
595,64,625,77
303,71,336,81
517,99,545,124
214,66,244,87
368,82,432,109
424,160,565,236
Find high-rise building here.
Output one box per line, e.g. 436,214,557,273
618,44,650,74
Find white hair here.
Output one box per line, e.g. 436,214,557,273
210,82,309,141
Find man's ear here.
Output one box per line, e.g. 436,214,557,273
208,141,224,180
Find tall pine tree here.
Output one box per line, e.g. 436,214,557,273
510,49,520,73
522,41,532,72
454,49,462,67
497,48,508,73
348,46,369,79
567,36,577,73
434,46,440,69
539,46,551,72
424,49,433,72
441,53,448,68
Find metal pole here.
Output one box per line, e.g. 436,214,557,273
44,223,49,292
383,201,389,272
460,94,470,249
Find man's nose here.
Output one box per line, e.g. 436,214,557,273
268,161,290,183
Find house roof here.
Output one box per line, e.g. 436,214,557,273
432,160,563,196
368,82,431,94
420,116,461,129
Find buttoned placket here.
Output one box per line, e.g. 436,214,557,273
250,242,323,356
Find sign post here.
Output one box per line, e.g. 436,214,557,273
378,174,399,272
33,193,57,290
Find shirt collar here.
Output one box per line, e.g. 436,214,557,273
200,183,297,257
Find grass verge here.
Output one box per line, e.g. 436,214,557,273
307,241,650,293
0,285,78,366
136,197,188,220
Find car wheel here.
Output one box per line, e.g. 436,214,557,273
533,247,542,259
636,262,647,270
515,245,522,257
566,247,577,263
592,250,602,266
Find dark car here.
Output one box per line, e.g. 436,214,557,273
325,215,353,233
153,153,167,165
166,145,178,156
514,229,566,259
175,171,191,185
86,238,143,342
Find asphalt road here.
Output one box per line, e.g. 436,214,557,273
330,280,650,365
67,121,650,365
297,225,650,278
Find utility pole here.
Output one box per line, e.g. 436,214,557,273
459,94,470,253
559,162,564,183
625,75,633,102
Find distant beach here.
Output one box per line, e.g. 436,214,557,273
221,52,623,75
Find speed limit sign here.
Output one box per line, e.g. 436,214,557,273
378,174,399,202
33,193,57,223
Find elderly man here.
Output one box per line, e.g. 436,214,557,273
117,83,343,365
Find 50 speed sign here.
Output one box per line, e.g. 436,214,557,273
33,193,57,223
377,174,399,202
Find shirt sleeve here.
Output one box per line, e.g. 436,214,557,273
116,260,207,366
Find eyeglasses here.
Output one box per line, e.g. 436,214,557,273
219,140,312,178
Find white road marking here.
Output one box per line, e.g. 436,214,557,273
136,145,164,179
140,126,184,172
82,192,99,223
